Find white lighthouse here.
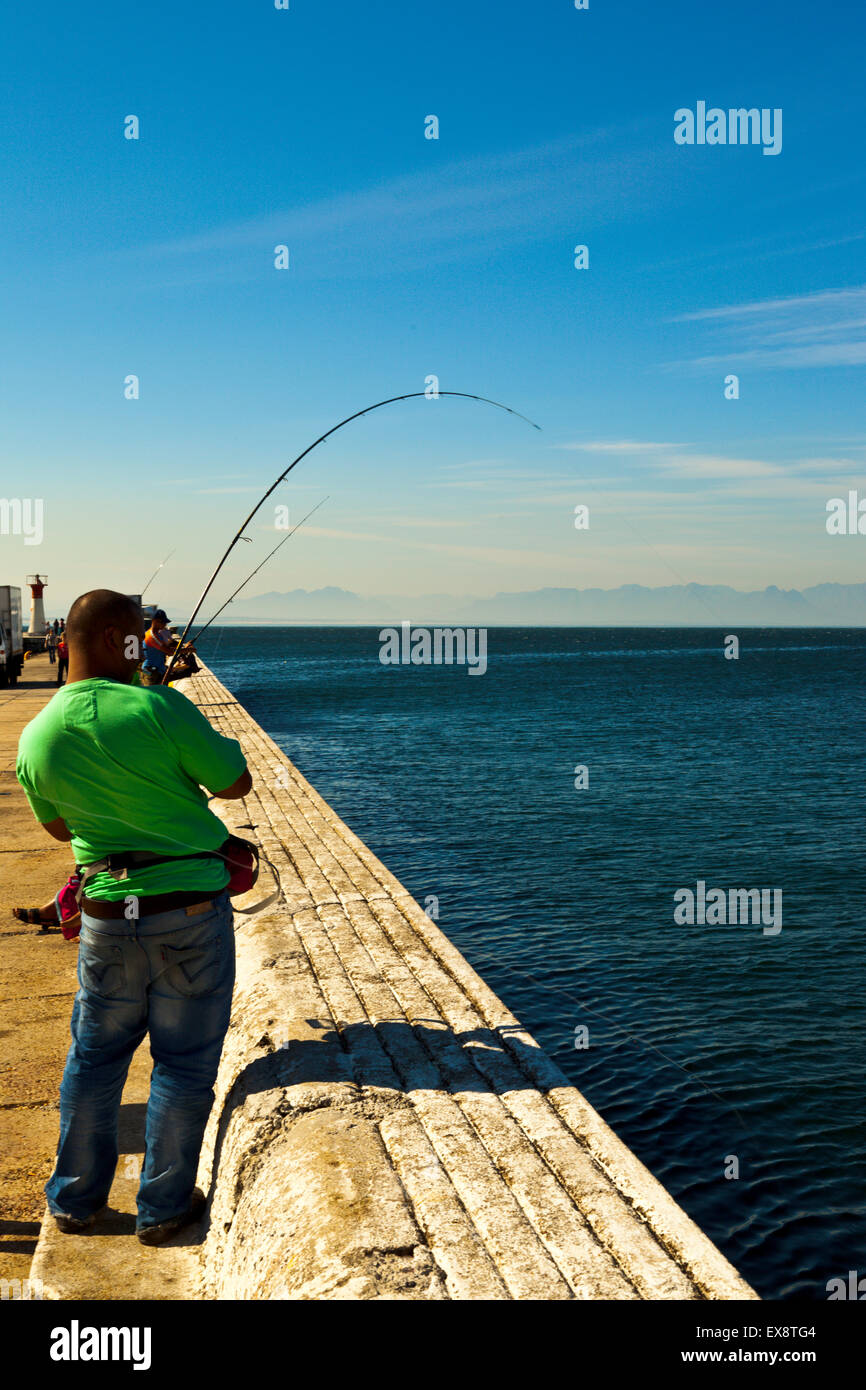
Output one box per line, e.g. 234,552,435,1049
27,575,47,635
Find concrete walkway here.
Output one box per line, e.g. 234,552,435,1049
0,655,88,1289
26,660,757,1300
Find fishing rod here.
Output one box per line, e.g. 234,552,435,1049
141,548,176,598
191,496,329,642
162,390,540,682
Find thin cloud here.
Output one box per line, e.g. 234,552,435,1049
273,522,572,569
687,343,866,369
120,124,674,284
384,516,477,529
674,286,866,324
555,440,684,453
787,455,866,474
672,285,866,371
658,453,786,479
639,231,866,277
166,473,250,485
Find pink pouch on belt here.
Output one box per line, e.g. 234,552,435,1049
56,873,83,941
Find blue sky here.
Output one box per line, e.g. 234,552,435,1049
1,0,865,618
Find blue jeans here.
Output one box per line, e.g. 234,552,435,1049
46,891,235,1230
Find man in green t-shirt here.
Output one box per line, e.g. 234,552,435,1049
17,589,252,1245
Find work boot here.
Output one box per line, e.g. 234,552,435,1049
137,1188,206,1247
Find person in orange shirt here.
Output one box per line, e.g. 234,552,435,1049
141,610,177,680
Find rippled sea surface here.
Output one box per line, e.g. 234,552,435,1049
205,625,865,1300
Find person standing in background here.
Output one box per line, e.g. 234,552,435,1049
56,631,68,685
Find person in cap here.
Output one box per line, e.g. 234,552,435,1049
141,609,177,679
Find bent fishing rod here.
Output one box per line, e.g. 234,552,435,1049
141,548,176,599
191,496,329,643
162,389,540,683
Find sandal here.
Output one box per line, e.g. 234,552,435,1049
13,906,57,928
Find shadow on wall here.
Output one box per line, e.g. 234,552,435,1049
189,1015,550,1247
107,1017,556,1256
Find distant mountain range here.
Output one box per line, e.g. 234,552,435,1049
208,582,866,626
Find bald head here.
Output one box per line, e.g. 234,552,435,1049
65,590,145,683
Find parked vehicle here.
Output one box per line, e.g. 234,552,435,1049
0,585,24,687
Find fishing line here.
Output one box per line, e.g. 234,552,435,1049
191,496,329,643
141,548,176,599
162,390,540,681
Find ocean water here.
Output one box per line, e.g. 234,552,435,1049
203,625,866,1300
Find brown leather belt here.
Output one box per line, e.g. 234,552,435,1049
81,891,216,920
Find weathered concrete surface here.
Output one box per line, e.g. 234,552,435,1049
25,659,758,1300
186,663,757,1301
0,657,87,1287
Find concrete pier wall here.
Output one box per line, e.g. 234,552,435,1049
23,659,757,1299
181,664,757,1301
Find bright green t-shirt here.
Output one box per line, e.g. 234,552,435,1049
16,678,247,901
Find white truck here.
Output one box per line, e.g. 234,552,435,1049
0,585,24,687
